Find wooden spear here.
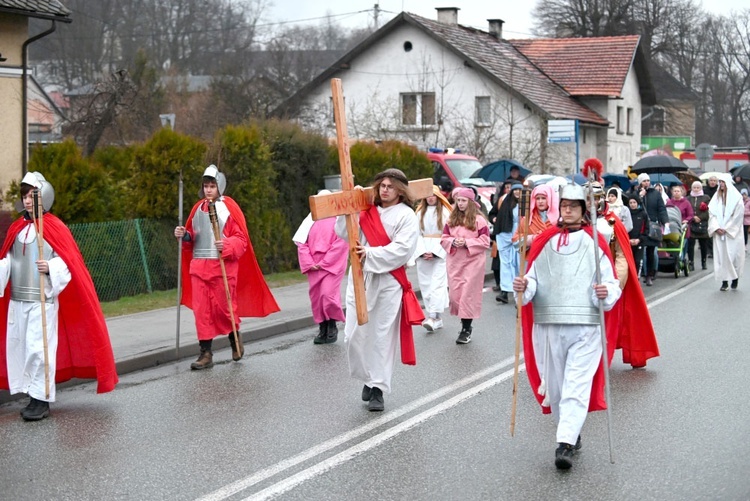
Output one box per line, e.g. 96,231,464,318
510,186,532,437
207,200,242,359
31,189,50,400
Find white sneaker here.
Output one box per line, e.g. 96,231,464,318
422,318,434,332
431,318,444,330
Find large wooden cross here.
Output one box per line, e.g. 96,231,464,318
309,78,433,325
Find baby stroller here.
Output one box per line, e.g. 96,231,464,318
657,206,689,278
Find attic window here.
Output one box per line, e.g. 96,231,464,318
404,41,413,52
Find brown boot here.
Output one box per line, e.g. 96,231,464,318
228,332,244,361
190,348,214,370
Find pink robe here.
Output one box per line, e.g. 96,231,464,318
441,216,491,319
297,218,348,323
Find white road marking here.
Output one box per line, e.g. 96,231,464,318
195,357,518,501
242,365,524,501
646,273,713,309
199,275,706,500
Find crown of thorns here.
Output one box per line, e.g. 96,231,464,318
374,168,409,185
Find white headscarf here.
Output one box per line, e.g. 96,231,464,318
708,173,742,228
292,190,332,244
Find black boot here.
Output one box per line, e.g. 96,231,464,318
495,291,509,304
191,340,214,370
720,281,729,291
701,259,707,270
21,397,50,421
325,319,338,343
555,443,576,470
368,387,384,411
731,279,739,290
313,322,328,344
228,332,244,361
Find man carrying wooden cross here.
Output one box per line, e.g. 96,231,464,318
334,168,422,412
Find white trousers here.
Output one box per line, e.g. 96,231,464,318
6,300,59,402
415,256,448,316
534,323,602,445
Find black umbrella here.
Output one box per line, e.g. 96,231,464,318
474,159,531,182
730,163,750,180
631,155,688,174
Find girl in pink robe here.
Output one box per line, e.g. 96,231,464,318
441,188,491,344
295,216,348,344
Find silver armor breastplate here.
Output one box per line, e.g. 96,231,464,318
533,233,598,325
192,204,226,259
10,233,54,303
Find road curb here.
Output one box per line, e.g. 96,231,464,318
0,272,494,405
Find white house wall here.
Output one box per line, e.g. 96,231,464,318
295,24,540,165
581,67,642,174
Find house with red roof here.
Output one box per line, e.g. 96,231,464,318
276,8,655,176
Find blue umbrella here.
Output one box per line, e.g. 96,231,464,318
649,173,682,186
474,159,531,182
566,173,587,185
602,173,632,188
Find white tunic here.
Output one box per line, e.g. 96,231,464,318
518,230,621,445
412,206,449,316
336,204,419,393
0,223,72,402
708,193,745,282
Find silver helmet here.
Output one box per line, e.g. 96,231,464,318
198,164,227,198
559,182,585,202
16,171,55,213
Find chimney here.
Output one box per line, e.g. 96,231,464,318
488,19,504,39
436,7,459,25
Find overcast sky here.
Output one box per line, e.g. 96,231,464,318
266,0,749,39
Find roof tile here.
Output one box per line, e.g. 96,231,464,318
0,0,70,17
509,36,640,97
408,14,609,125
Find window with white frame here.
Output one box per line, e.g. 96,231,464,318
475,96,491,126
616,106,624,134
401,93,436,126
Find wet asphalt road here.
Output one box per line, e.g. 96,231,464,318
1,265,749,500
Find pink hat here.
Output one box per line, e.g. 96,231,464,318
454,187,480,208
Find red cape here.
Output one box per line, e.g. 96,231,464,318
359,205,424,366
0,215,118,393
180,196,279,317
521,225,617,414
605,213,660,367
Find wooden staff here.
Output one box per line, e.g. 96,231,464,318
510,186,532,437
207,201,241,357
31,189,50,400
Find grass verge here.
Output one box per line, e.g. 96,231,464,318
100,270,306,318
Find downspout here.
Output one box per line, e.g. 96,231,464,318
22,21,57,174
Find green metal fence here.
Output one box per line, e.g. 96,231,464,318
69,219,178,302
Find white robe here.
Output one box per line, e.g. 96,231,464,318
708,177,745,282
518,230,621,445
412,206,449,316
336,203,419,393
708,188,745,282
0,224,72,402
